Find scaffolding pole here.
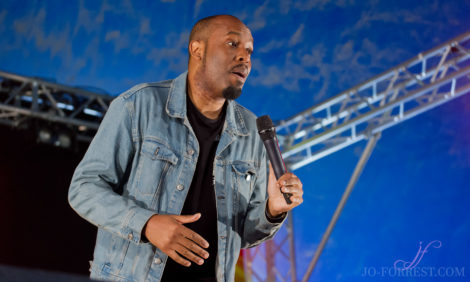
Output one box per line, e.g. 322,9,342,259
302,132,381,282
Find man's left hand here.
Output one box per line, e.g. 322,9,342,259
266,163,303,218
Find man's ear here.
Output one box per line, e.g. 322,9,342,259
189,40,204,61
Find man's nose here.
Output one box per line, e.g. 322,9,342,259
235,49,251,63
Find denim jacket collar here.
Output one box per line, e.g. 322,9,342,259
166,71,249,137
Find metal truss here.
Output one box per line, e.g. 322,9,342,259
0,70,113,143
245,30,470,282
243,214,297,282
276,30,470,171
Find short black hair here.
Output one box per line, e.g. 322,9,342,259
189,14,242,43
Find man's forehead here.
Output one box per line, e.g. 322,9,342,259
210,19,253,41
226,30,253,41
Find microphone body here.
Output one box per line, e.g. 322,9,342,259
256,115,292,204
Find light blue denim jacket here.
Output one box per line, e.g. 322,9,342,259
68,72,286,282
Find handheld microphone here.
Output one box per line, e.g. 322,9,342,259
256,115,292,204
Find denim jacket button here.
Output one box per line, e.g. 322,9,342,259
176,184,184,191
188,149,195,156
154,258,162,265
127,233,134,240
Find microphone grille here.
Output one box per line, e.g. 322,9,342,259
256,115,273,131
256,115,276,141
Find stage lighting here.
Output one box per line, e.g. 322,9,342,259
36,125,74,149
57,132,72,148
37,128,52,143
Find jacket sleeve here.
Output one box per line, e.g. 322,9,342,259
68,95,155,244
240,150,287,249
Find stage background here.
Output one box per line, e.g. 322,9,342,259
1,0,469,281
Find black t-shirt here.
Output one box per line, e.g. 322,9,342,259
161,95,226,282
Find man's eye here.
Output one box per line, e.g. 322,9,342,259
228,41,238,47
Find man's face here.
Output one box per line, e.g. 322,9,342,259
198,18,253,100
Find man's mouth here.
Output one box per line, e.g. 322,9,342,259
231,71,246,79
230,65,249,81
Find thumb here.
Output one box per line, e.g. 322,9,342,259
267,162,278,193
268,162,277,183
173,213,201,224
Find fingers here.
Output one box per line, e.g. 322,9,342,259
179,236,209,261
169,214,208,248
278,174,302,193
281,186,303,205
182,226,209,249
281,185,303,196
277,173,301,187
146,214,212,268
168,250,191,267
175,242,205,266
165,227,209,267
170,229,209,267
277,172,303,207
288,195,304,204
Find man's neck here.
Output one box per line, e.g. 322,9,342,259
187,80,226,120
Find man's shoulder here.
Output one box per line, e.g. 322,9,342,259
117,79,174,100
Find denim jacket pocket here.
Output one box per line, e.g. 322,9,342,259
135,138,179,197
231,161,257,219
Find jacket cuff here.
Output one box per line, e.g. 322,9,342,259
121,207,156,244
265,200,287,224
265,208,286,224
263,200,287,225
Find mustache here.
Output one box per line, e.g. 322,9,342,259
230,64,248,73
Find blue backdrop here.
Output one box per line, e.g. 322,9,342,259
1,0,469,281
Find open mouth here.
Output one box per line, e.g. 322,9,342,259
232,71,246,79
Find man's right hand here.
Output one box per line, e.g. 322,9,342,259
144,213,209,267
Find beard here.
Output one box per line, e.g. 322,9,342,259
222,85,242,100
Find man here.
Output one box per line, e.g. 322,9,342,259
68,15,303,282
